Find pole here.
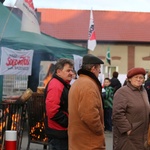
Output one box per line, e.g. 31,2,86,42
0,6,14,42
5,130,17,150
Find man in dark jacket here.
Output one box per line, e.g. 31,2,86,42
144,72,150,103
45,58,74,150
110,71,122,94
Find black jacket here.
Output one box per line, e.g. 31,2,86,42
110,78,121,94
44,74,70,139
144,78,150,103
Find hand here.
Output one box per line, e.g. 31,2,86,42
144,141,150,149
127,130,131,135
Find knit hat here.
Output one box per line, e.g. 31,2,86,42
127,67,146,78
83,54,104,64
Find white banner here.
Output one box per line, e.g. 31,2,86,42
0,47,34,75
73,54,83,72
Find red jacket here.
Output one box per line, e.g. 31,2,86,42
45,74,70,138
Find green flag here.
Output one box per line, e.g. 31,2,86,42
106,47,111,65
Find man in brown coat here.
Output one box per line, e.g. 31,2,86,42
68,54,106,150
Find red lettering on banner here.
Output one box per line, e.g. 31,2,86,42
6,56,30,67
25,0,34,9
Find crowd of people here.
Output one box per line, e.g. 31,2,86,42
43,53,150,150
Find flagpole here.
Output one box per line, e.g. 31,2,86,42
87,8,96,51
0,6,15,42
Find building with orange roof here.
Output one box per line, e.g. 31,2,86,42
37,8,150,79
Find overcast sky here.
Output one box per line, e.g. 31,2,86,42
3,0,150,12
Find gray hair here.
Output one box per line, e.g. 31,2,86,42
55,58,74,73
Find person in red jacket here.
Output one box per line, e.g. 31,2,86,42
45,58,74,150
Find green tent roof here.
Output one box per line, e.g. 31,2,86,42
0,3,87,59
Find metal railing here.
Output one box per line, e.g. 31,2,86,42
26,93,48,150
0,102,26,150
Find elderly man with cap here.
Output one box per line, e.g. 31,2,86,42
68,54,105,150
113,67,150,150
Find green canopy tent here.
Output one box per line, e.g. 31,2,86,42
0,3,87,58
0,3,87,95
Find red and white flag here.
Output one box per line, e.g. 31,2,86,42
15,0,41,34
87,9,96,51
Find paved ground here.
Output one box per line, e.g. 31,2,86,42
20,131,113,150
105,131,113,150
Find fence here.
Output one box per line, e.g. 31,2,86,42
26,93,48,150
3,75,28,98
0,101,26,150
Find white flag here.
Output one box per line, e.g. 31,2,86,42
87,9,96,51
73,54,83,72
15,0,41,34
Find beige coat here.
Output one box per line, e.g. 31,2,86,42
68,70,105,150
113,82,150,150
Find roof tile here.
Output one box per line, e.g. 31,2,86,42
37,9,150,42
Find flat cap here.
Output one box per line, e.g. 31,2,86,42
83,54,104,64
127,67,146,78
